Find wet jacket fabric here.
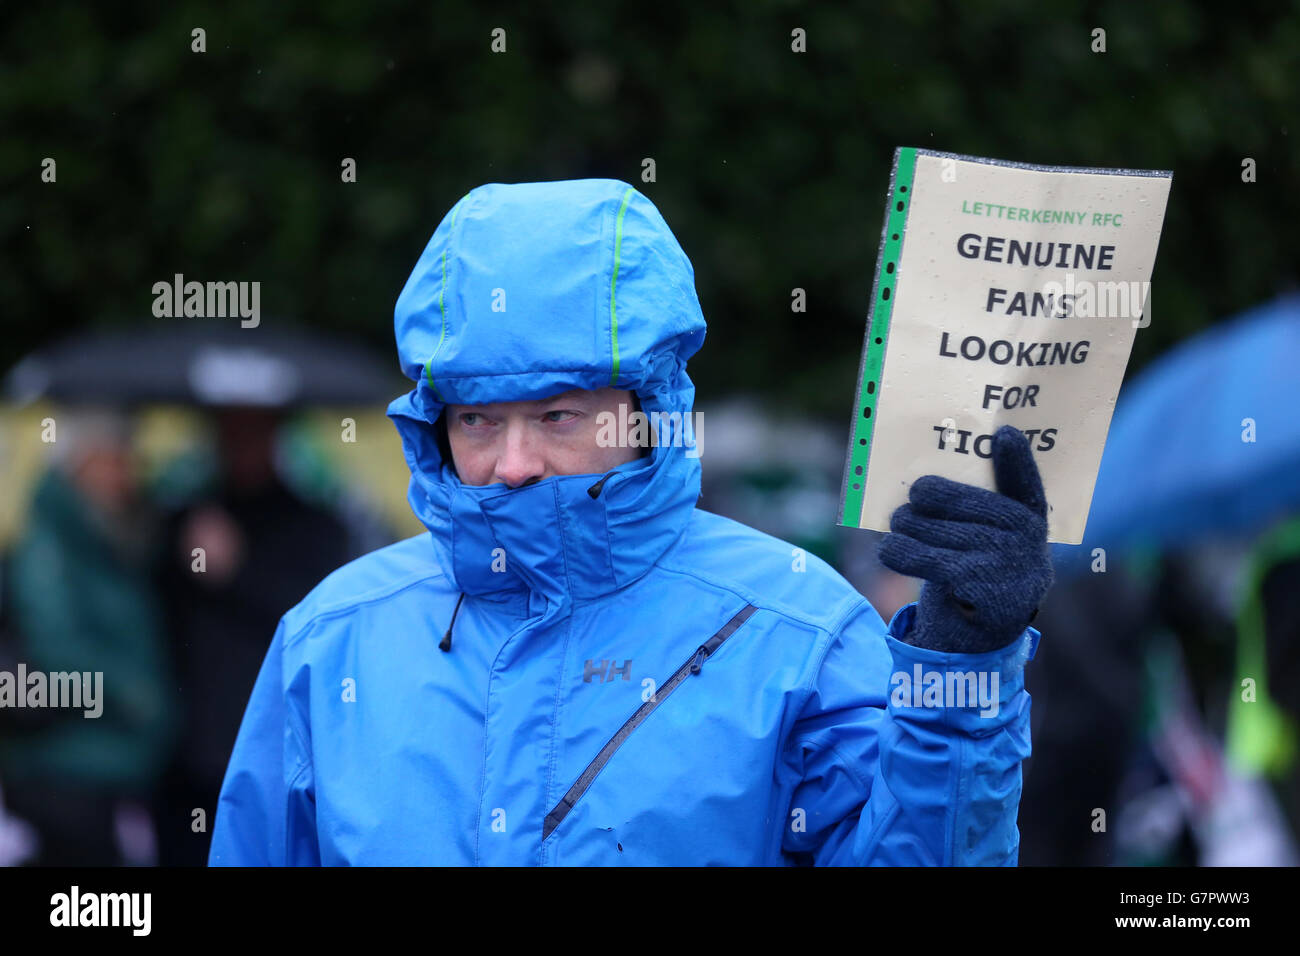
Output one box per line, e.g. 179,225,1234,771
208,179,1041,866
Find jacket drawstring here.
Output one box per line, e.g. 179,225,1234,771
587,471,616,499
440,592,466,652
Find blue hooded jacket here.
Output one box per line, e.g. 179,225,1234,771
208,179,1040,866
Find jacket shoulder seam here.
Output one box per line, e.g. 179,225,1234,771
653,561,865,634
653,561,872,762
787,599,885,757
281,568,449,651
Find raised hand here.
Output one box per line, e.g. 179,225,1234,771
877,425,1055,653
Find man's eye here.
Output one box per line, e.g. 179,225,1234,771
544,410,577,423
461,413,484,426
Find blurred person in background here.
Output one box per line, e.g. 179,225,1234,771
1020,535,1300,866
1226,513,1300,847
1017,560,1156,865
0,407,176,865
152,406,354,865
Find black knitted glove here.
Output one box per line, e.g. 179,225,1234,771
877,425,1054,654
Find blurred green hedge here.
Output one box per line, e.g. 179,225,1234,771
2,0,1296,417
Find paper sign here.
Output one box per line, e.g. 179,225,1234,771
839,148,1172,544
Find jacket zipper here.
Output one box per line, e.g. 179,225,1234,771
542,603,758,841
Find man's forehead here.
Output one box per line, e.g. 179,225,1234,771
449,388,615,413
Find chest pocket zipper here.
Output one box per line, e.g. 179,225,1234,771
542,603,758,841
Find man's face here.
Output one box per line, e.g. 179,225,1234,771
445,387,643,488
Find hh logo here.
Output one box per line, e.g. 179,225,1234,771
584,659,632,683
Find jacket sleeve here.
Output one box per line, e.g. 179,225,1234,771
781,600,1039,866
208,618,320,866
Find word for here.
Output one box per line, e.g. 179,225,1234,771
0,664,102,718
981,384,1039,409
151,273,261,328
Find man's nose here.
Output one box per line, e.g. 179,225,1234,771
494,423,546,489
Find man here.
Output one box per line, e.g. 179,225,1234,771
209,178,1053,865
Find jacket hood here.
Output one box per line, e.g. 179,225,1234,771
386,179,707,609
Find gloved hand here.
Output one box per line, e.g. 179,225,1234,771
877,425,1054,654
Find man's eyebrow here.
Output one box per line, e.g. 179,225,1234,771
536,389,593,406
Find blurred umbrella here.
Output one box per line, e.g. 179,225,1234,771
4,323,402,407
1055,293,1300,573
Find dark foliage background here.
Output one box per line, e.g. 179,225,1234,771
2,0,1296,416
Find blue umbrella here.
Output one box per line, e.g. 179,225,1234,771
1054,293,1300,574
